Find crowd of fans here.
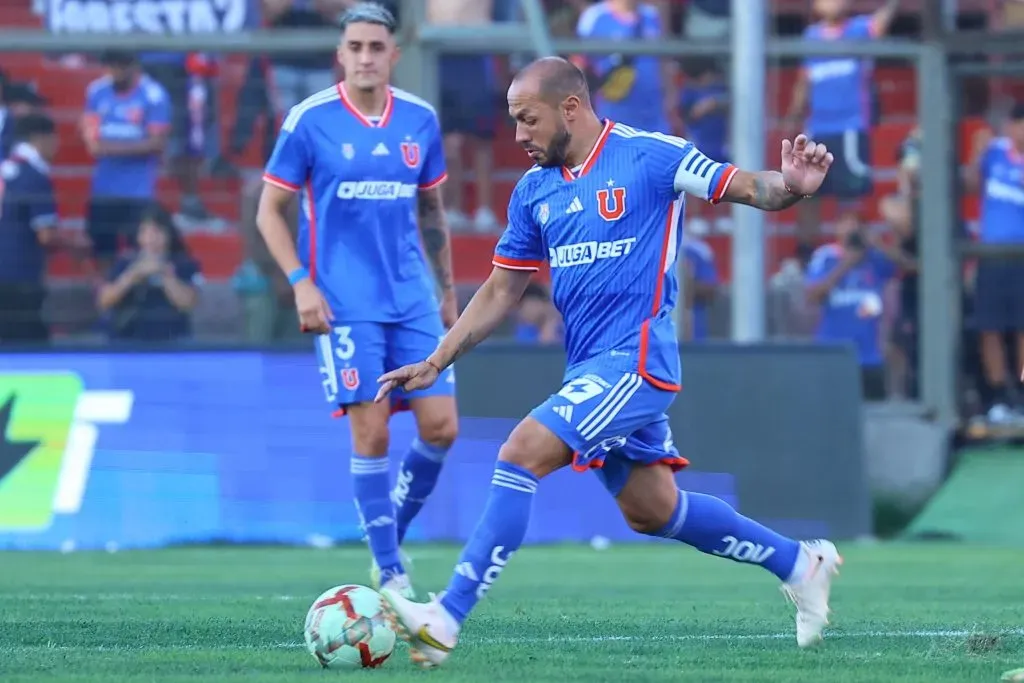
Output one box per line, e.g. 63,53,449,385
1,0,1022,426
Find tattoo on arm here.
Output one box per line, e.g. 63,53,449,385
417,188,454,293
750,171,802,212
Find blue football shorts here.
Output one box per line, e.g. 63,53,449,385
530,360,688,497
314,312,455,415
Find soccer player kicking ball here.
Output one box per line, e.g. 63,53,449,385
257,3,459,599
375,57,842,667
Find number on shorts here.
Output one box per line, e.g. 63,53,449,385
333,326,356,361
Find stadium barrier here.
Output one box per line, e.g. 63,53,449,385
0,344,868,550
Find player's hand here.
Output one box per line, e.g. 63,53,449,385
375,361,441,403
294,279,333,334
439,289,459,328
781,134,834,197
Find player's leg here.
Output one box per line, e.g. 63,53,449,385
381,415,572,668
387,314,459,544
604,416,841,647
315,324,409,592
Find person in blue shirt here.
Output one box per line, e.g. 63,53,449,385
256,3,458,600
804,214,903,400
680,59,729,234
575,0,680,134
96,204,201,342
81,51,171,273
786,0,899,264
682,236,718,341
375,57,844,666
967,105,1024,424
0,113,59,343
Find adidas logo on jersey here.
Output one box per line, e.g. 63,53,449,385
553,405,573,422
566,197,584,214
372,142,390,156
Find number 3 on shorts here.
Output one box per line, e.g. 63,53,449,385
333,326,356,362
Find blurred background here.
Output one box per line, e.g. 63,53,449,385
1,0,1024,550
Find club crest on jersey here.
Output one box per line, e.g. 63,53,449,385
538,202,550,225
341,368,360,390
596,187,626,222
400,142,420,169
342,143,355,160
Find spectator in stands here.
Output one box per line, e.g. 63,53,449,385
1,82,47,159
680,58,730,234
140,52,225,228
575,0,680,134
0,113,59,343
82,51,171,273
880,126,920,398
804,213,909,401
263,0,345,114
965,106,1024,425
682,234,718,342
233,175,301,343
514,283,563,345
97,204,201,342
682,0,730,40
785,0,900,267
427,0,501,233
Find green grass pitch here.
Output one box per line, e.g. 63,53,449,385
1,543,1021,682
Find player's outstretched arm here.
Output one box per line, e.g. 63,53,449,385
375,266,533,401
720,135,834,211
417,186,458,327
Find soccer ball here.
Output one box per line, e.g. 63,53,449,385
303,584,397,669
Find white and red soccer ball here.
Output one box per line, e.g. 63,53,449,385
303,584,397,669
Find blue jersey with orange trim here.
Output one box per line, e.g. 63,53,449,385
83,75,171,198
806,243,894,367
263,84,448,323
978,137,1024,244
802,15,877,135
494,120,737,389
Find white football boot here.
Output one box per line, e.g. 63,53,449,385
781,539,843,647
370,549,416,599
379,589,459,668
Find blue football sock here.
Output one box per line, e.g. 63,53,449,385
394,438,447,545
351,454,403,580
440,461,536,625
654,490,802,582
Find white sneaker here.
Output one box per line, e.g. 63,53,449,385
446,209,470,232
379,589,459,668
781,539,843,648
370,549,415,597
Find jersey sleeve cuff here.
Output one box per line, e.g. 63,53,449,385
493,254,544,271
262,173,301,192
709,165,738,205
419,171,448,190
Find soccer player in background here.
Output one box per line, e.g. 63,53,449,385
256,3,459,598
785,0,899,266
376,57,841,667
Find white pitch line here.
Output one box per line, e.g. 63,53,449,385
5,628,1023,654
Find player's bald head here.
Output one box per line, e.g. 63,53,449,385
510,57,590,107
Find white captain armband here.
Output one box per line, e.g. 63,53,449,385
672,146,730,201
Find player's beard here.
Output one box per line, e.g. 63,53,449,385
539,124,572,168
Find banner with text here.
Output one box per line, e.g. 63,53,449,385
46,0,258,35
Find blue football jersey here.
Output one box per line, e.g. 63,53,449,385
83,75,171,199
263,84,448,323
978,137,1024,244
802,15,877,136
494,121,737,390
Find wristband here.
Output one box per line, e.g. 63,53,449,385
287,267,309,285
785,184,812,199
425,359,444,374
